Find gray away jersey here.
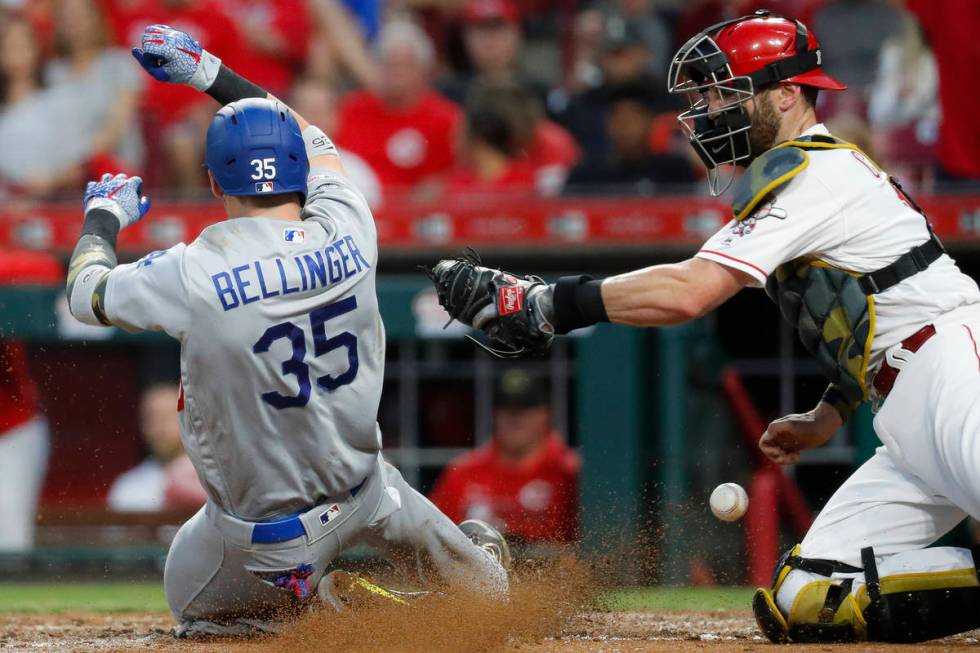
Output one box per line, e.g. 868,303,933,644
102,169,384,520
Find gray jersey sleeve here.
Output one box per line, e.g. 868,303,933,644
301,168,376,245
104,243,190,337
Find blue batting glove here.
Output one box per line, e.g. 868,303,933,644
84,173,151,230
131,24,221,90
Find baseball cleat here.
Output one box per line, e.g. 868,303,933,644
316,570,428,612
458,519,512,570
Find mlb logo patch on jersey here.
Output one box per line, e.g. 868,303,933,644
255,181,275,193
319,503,342,525
283,228,305,243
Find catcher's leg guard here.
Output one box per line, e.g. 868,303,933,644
754,545,864,643
859,546,980,643
756,544,980,644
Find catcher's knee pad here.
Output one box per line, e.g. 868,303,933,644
753,545,864,643
754,544,980,644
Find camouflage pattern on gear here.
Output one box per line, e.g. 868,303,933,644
732,146,809,221
739,134,878,413
766,261,874,409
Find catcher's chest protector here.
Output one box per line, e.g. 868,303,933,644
735,135,877,411
765,261,874,409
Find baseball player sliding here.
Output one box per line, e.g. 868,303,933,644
66,24,508,637
429,9,980,644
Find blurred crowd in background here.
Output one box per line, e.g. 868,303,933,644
1,0,978,206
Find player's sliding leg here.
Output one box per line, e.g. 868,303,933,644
351,461,509,597
163,461,393,637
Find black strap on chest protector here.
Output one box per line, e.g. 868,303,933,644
857,178,945,295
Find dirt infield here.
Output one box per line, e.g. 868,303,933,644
3,562,979,652
3,610,980,653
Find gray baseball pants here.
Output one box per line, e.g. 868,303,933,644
163,455,507,636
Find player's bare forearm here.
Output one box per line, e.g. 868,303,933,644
601,258,751,327
759,400,842,465
427,253,752,358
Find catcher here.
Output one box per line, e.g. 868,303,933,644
428,10,980,644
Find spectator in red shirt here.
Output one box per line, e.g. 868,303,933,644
429,369,580,544
444,81,537,197
904,0,980,184
108,0,243,190
335,19,461,194
0,249,61,552
214,0,309,97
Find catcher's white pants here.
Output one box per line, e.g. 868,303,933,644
0,418,49,552
777,304,980,612
164,454,506,633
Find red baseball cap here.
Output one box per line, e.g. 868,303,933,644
463,0,520,26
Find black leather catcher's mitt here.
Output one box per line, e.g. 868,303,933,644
424,249,555,357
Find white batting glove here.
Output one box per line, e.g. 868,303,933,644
84,173,151,230
131,24,221,91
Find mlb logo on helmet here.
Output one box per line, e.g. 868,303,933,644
255,181,275,193
319,503,341,525
283,228,305,243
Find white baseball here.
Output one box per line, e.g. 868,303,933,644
710,482,749,521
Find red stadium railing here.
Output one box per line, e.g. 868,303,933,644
4,194,980,255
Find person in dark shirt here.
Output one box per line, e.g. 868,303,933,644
564,78,696,195
439,0,549,109
553,17,674,164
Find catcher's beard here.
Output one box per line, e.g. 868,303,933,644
747,91,781,157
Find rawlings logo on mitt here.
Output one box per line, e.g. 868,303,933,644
423,249,554,357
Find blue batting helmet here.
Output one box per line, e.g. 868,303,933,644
205,98,309,199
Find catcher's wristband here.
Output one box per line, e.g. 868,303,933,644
552,275,608,335
205,65,267,106
821,384,859,422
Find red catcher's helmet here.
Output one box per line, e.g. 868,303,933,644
712,16,845,91
667,10,846,195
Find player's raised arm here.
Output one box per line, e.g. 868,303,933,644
131,24,345,176
66,174,150,327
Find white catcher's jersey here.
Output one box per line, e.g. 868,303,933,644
696,123,980,369
102,169,384,519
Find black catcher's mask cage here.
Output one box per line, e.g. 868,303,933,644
667,32,754,197
668,10,826,196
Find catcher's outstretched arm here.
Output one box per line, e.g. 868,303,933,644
426,252,752,358
131,25,345,176
600,257,751,327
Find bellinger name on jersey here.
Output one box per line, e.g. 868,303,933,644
211,234,371,311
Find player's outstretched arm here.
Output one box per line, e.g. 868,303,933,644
66,173,151,327
131,24,345,176
599,258,751,326
427,254,752,357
